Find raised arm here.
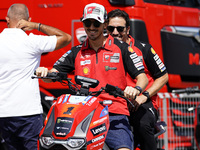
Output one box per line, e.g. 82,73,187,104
16,19,71,50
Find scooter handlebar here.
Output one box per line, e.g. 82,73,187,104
32,71,69,82
105,84,124,97
105,84,134,108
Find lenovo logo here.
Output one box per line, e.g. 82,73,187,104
189,53,200,65
90,123,107,136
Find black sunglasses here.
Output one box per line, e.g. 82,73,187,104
83,20,101,28
107,26,125,33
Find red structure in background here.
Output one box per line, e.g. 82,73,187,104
1,0,200,149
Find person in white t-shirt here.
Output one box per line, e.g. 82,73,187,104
0,3,71,150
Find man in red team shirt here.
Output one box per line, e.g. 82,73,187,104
107,9,168,150
36,3,149,150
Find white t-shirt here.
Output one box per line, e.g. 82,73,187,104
0,28,57,117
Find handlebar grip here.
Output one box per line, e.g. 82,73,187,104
33,70,58,77
32,71,68,82
105,84,134,108
105,84,124,96
46,72,58,77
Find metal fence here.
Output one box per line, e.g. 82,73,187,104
156,92,200,150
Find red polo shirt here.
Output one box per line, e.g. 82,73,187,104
126,36,167,109
54,35,145,115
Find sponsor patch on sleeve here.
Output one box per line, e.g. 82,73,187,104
130,53,144,71
153,54,166,72
54,50,72,65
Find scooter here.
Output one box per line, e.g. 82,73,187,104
32,72,133,150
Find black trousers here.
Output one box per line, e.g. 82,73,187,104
0,114,43,150
129,100,158,150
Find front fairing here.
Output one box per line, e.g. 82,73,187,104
39,94,110,150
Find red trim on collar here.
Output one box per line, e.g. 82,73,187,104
81,38,89,50
103,35,114,51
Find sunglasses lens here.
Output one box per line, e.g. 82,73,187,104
83,20,91,27
117,26,125,32
107,26,125,32
107,26,115,32
83,20,101,28
93,21,101,28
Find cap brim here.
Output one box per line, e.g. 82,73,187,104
82,15,104,23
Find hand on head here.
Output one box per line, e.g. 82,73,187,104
16,19,35,31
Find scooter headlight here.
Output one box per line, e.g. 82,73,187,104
41,136,54,146
67,138,85,148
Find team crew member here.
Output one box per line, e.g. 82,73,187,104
107,9,168,150
0,3,71,150
36,3,148,150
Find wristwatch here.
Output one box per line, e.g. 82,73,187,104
142,91,150,99
134,86,142,94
